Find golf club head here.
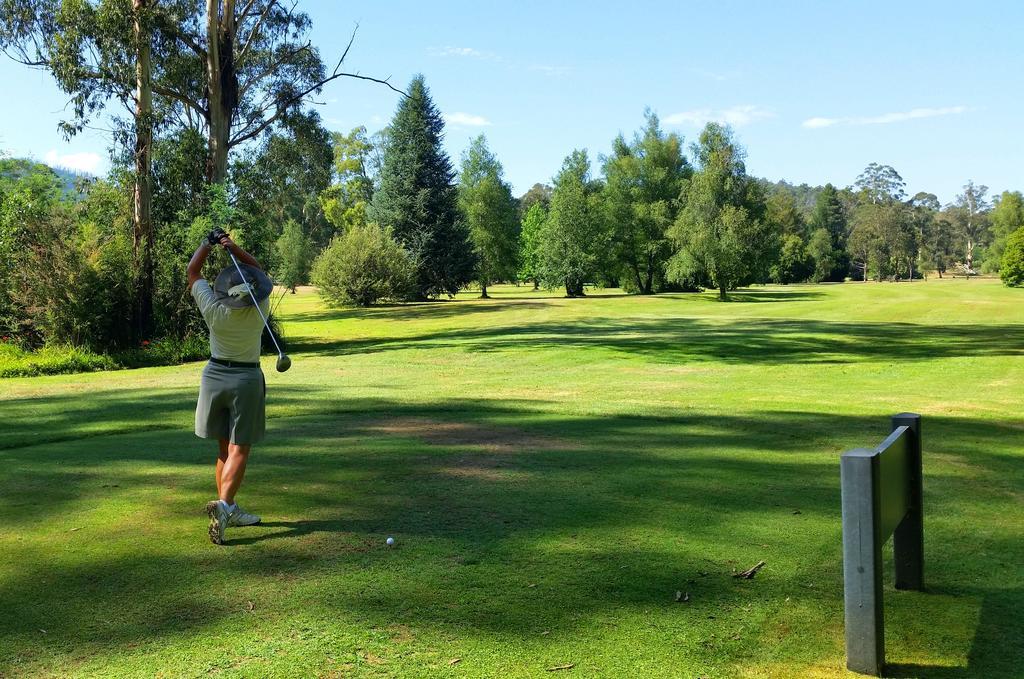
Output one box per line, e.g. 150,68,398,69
276,354,292,373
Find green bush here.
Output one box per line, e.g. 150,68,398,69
0,342,118,378
1001,227,1024,287
115,334,210,369
311,223,413,306
0,333,216,378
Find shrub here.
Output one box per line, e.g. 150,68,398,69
115,334,210,369
0,342,118,378
1001,227,1024,287
311,223,413,306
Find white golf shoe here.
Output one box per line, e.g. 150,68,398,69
228,506,261,527
206,500,229,545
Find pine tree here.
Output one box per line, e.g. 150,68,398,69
368,75,475,298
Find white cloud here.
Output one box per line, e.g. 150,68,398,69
43,150,102,174
443,112,492,127
664,105,773,127
689,67,741,82
429,46,493,59
802,106,968,129
529,64,572,78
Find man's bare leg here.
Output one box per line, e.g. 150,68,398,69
207,442,252,544
219,443,251,504
216,439,229,498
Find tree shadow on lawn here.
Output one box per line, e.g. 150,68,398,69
706,288,827,303
282,298,555,325
279,286,824,327
885,584,1024,678
1,397,1020,674
0,383,327,452
288,316,1024,365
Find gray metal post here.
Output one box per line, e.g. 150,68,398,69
841,447,884,676
891,413,923,591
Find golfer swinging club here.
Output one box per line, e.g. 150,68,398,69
187,227,275,545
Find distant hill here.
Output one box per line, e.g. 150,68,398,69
0,156,93,197
47,164,94,195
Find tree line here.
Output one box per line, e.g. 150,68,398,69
312,92,1024,308
2,2,1024,361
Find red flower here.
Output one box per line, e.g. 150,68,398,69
142,340,150,346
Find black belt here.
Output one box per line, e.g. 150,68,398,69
209,357,260,368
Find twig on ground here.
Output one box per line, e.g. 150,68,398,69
733,560,766,579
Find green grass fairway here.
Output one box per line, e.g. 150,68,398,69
2,280,1022,678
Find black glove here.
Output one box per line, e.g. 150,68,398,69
206,227,228,247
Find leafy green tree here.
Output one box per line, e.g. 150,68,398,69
2,0,158,337
950,180,990,275
667,123,773,300
767,191,811,283
142,2,398,183
518,202,546,289
920,212,956,278
0,158,65,338
369,75,476,299
601,111,689,294
149,128,214,342
773,234,813,284
848,202,915,280
985,191,1024,272
9,176,134,351
275,220,314,292
855,163,906,204
538,150,604,297
767,191,806,238
458,135,520,298
808,183,848,280
1000,227,1024,287
321,126,375,233
807,228,836,283
232,110,334,262
908,192,940,279
311,223,413,306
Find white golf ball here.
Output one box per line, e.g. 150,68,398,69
386,536,395,546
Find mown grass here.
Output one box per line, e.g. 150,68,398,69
1,279,1022,677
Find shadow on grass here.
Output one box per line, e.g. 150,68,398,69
886,585,1024,678
0,383,323,452
287,316,1024,365
284,298,556,325
1,394,1021,674
712,288,826,303
280,286,826,327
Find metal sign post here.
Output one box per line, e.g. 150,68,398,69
840,413,924,675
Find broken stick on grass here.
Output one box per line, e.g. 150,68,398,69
733,560,766,579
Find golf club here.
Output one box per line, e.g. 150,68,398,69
224,246,292,372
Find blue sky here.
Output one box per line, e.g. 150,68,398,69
2,0,1021,203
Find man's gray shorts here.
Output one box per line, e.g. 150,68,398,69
195,361,266,445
